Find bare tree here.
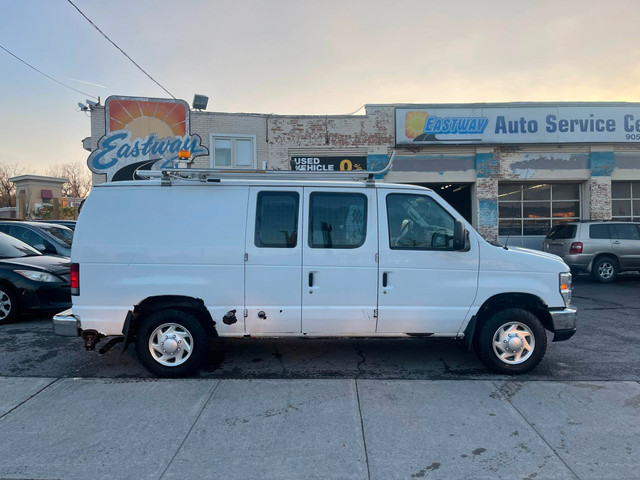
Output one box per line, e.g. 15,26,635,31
47,162,92,199
0,162,25,207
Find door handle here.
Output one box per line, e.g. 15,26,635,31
308,272,314,287
382,272,388,288
612,241,621,245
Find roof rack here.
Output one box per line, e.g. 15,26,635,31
138,151,396,185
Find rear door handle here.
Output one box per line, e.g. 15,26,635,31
382,272,388,287
308,272,314,287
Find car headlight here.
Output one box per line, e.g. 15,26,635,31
559,272,572,306
15,270,62,283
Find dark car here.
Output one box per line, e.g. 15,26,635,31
0,232,71,324
0,220,73,257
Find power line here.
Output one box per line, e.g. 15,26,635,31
0,44,98,99
66,0,176,99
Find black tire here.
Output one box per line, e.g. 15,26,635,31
135,309,208,377
592,256,618,283
476,308,547,374
0,286,18,325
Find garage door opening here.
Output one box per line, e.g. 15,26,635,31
419,183,473,224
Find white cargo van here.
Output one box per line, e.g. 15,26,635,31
54,168,576,377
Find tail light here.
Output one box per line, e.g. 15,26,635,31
70,263,79,295
569,242,583,254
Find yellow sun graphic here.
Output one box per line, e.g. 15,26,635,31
108,99,187,140
405,111,428,139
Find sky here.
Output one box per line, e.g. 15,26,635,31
2,0,640,172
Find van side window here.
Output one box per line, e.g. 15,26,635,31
309,192,367,248
255,192,299,248
387,194,456,250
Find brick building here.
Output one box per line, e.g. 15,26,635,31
85,97,640,249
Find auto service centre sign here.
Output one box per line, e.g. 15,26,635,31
396,105,640,145
88,96,208,181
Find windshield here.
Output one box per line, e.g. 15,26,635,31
0,233,41,258
40,225,74,247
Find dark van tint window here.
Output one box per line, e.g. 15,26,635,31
589,224,610,239
309,193,367,248
255,192,299,248
546,224,576,239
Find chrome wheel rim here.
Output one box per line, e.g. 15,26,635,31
148,323,194,367
0,291,12,320
597,262,614,279
492,322,535,365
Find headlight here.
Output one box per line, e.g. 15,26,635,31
559,272,572,306
15,270,62,283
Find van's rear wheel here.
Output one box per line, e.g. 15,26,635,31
135,309,207,377
476,308,547,374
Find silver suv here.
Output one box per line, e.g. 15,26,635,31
543,221,640,282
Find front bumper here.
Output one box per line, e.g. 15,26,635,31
550,307,577,342
53,309,81,337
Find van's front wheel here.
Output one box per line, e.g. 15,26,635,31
476,308,547,374
135,309,207,377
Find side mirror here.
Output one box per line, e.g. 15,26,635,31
33,243,47,252
453,220,466,250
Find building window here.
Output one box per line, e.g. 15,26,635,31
498,183,581,236
612,181,640,221
210,134,256,169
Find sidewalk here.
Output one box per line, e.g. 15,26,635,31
0,378,638,480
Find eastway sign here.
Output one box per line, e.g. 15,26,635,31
396,105,640,144
88,96,208,181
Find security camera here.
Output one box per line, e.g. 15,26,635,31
78,102,88,111
86,99,98,107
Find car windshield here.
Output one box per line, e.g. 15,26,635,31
40,225,74,247
0,233,41,258
546,224,577,239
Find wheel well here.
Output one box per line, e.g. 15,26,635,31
131,295,218,339
470,293,551,348
592,253,619,268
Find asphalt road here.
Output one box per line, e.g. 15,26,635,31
1,273,639,381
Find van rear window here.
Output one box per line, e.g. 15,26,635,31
546,224,577,239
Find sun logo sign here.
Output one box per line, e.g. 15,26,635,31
88,96,209,182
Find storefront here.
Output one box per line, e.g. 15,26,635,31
85,98,640,249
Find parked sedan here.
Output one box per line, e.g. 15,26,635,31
0,220,74,257
0,232,71,324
